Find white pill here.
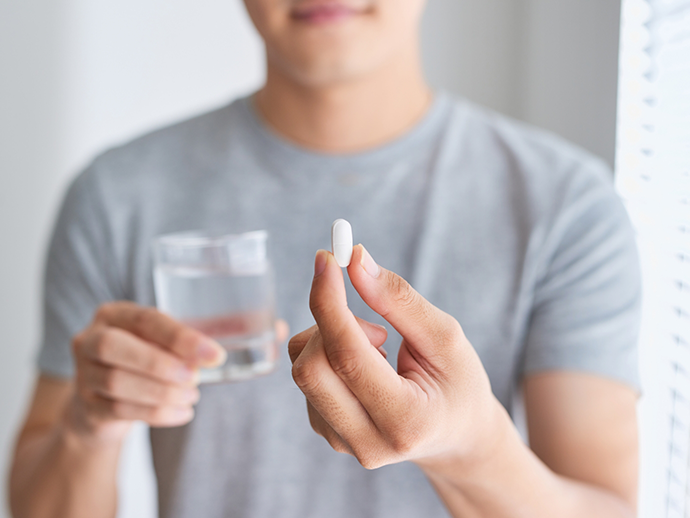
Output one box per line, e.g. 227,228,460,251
331,219,353,267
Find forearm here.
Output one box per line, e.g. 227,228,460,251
418,403,635,518
10,421,122,518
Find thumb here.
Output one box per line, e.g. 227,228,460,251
347,244,465,353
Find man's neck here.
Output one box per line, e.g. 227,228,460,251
253,46,432,154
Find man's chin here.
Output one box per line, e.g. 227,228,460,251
295,67,363,88
274,52,378,89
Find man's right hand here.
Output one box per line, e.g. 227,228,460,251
66,301,227,445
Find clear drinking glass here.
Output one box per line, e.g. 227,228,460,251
153,230,277,383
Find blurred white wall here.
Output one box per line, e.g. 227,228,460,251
421,0,622,165
0,1,622,517
519,0,622,166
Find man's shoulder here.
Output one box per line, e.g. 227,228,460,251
443,95,615,212
452,96,611,180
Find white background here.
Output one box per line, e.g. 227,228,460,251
0,1,623,517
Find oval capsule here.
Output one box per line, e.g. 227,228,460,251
331,219,353,267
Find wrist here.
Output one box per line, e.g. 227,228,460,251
414,396,516,485
61,395,131,451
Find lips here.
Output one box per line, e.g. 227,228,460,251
291,1,367,23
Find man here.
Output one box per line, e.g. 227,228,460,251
10,1,641,517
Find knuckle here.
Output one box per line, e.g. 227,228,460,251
74,363,89,386
328,347,364,385
309,296,336,321
389,274,439,325
170,326,196,352
158,385,179,405
354,451,384,471
312,419,351,456
440,318,464,344
75,380,92,401
102,369,122,394
133,307,161,335
287,335,304,361
390,275,421,314
94,328,118,360
108,400,128,419
389,433,417,457
308,297,323,317
307,407,323,432
291,360,321,393
326,435,350,455
287,340,299,362
149,406,169,423
95,303,115,322
71,332,84,355
288,329,315,363
427,318,465,364
141,354,159,376
141,351,164,377
332,443,350,455
391,274,414,303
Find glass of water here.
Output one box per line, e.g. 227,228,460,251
153,230,277,383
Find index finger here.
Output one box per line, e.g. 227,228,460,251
94,302,226,368
289,319,389,365
309,251,413,424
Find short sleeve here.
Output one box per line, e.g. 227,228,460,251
523,160,642,392
37,165,123,379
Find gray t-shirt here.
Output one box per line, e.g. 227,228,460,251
38,92,641,518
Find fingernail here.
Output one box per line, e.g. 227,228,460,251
372,323,387,332
360,245,380,278
377,346,388,359
314,249,328,278
197,339,227,365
